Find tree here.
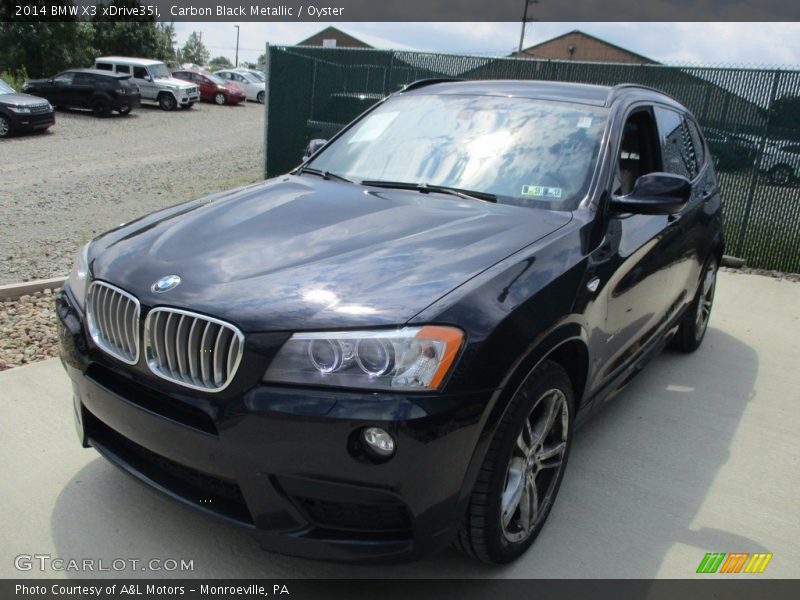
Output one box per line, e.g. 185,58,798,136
208,56,234,70
180,32,210,66
91,2,177,63
0,20,95,78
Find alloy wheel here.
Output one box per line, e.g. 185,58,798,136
0,116,10,138
501,388,569,543
257,91,265,104
695,263,717,339
214,93,226,105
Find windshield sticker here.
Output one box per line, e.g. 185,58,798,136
348,112,399,143
577,116,593,129
522,185,563,200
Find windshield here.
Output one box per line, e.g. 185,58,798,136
206,73,226,85
149,63,172,79
239,72,259,83
246,70,265,81
308,94,608,210
0,79,15,94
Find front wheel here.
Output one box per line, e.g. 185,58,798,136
118,105,131,116
0,114,12,138
214,92,226,105
158,93,177,111
455,360,574,564
669,259,718,353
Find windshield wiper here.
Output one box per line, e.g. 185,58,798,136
361,180,496,203
295,166,353,183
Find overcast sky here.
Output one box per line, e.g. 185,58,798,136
172,22,800,67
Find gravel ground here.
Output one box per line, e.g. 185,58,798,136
0,101,264,284
0,288,61,371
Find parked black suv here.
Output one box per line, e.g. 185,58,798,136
23,69,140,117
0,78,54,138
56,80,723,564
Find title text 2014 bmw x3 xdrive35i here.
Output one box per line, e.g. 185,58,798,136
56,80,723,564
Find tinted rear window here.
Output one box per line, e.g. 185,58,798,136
96,63,112,71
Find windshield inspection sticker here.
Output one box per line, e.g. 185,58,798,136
522,185,563,199
577,116,593,128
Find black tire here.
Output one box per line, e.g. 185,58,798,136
257,91,265,104
92,100,111,118
0,114,12,138
455,360,574,564
769,165,793,187
158,93,177,111
669,259,718,353
214,92,226,105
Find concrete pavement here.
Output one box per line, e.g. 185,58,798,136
1,271,798,578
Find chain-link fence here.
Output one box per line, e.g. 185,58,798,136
265,45,800,272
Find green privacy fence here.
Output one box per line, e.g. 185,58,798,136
265,45,800,272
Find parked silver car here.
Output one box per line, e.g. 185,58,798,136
761,141,800,186
214,70,266,103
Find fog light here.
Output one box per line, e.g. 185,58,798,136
362,427,395,458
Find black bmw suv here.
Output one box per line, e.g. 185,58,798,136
0,78,54,138
23,69,140,117
56,80,723,564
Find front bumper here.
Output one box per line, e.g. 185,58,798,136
8,109,55,132
56,290,491,562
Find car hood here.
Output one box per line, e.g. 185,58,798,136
89,176,571,331
155,77,195,90
0,92,50,107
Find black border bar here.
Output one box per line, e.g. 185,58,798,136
4,579,800,600
3,0,800,22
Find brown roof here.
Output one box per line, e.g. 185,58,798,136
512,30,657,64
296,26,372,49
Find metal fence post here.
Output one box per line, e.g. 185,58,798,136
736,69,782,257
263,42,270,180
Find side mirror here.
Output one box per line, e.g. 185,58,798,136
302,138,328,161
610,172,691,215
144,75,152,82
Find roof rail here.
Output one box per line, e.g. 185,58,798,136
608,83,680,105
399,78,463,93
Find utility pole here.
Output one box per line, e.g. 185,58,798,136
234,25,240,68
517,0,538,54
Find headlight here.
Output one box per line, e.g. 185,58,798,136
217,85,226,91
263,326,464,392
10,106,31,114
67,243,91,310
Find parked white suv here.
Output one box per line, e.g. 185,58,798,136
94,57,200,110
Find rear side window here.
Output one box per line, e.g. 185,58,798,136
96,63,112,71
73,73,95,85
655,107,699,180
116,65,130,74
132,66,148,79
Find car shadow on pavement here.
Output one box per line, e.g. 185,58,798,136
50,327,760,579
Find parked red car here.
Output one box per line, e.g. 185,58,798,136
171,69,246,105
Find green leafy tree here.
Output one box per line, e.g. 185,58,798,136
208,56,234,70
0,20,95,78
180,32,210,66
91,2,177,62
